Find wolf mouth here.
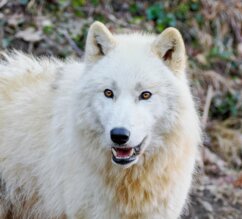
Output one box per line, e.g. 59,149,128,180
111,140,144,165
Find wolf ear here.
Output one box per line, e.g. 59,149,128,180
85,21,116,64
152,27,186,74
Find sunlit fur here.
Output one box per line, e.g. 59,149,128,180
0,22,201,219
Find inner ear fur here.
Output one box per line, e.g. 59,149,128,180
152,27,186,74
85,21,116,64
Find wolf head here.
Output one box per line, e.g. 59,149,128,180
73,22,191,168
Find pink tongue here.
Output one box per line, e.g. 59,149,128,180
116,148,132,157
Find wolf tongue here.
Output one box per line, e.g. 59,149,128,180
115,148,132,157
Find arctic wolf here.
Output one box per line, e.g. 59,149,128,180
0,22,201,219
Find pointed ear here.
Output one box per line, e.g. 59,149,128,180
152,27,186,74
85,21,116,64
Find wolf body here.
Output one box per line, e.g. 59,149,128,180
0,22,201,219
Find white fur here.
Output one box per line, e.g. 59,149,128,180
0,22,201,219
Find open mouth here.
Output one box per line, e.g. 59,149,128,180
111,143,142,165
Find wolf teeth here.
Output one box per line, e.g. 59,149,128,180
129,148,135,157
112,148,135,159
112,148,117,157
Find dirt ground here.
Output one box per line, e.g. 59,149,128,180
183,150,242,219
184,176,242,219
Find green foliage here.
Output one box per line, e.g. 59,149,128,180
195,13,204,26
71,0,86,8
208,47,234,60
19,0,28,5
189,0,200,11
146,3,176,31
146,1,202,32
90,0,99,6
146,3,163,20
58,0,85,7
56,0,86,13
129,3,139,15
175,3,189,21
72,24,89,50
210,92,241,120
43,25,54,35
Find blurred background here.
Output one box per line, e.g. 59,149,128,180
0,0,241,218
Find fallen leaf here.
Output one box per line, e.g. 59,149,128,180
234,174,242,188
15,28,43,42
196,53,207,65
7,14,25,26
200,200,213,212
237,43,242,57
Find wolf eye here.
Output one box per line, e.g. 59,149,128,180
140,91,152,100
104,89,114,98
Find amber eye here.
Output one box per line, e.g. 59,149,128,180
104,89,114,98
140,91,152,100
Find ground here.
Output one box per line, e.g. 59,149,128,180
0,1,242,218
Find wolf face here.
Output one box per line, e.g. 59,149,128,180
74,22,187,168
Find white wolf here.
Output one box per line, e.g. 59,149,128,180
0,22,201,219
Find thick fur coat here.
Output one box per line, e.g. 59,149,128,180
0,22,201,219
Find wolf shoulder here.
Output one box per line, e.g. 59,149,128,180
0,52,84,149
0,52,85,101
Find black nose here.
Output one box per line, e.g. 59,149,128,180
110,128,130,145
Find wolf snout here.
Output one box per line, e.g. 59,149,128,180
110,127,130,145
